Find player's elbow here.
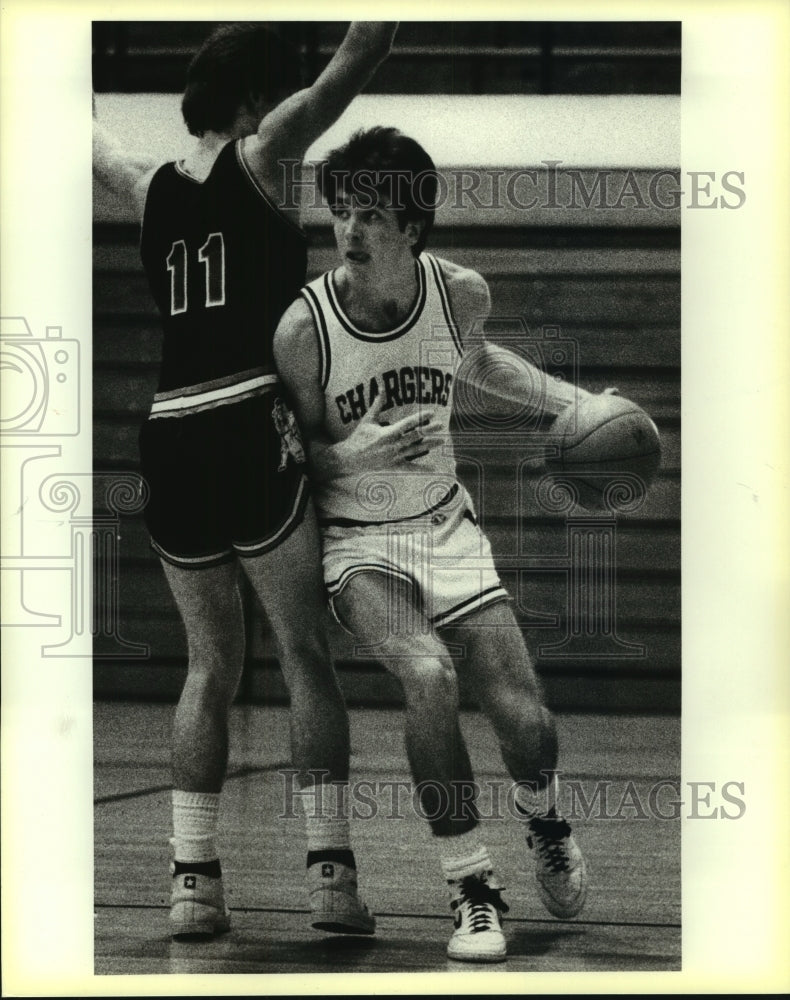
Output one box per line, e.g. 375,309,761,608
308,442,345,485
348,22,396,58
334,24,394,81
469,272,492,315
272,326,297,378
272,330,286,371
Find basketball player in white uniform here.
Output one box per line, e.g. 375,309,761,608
274,127,590,962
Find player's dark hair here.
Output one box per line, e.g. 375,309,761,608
318,126,439,256
182,23,301,138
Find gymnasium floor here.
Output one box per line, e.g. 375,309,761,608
94,701,680,976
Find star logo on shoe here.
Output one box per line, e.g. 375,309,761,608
321,863,334,879
183,875,196,889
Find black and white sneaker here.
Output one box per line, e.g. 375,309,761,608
170,867,231,939
527,811,588,919
447,869,509,963
307,860,376,935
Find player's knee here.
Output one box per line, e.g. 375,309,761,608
478,657,544,714
186,621,244,664
278,628,327,661
400,656,458,708
182,662,240,709
277,627,331,672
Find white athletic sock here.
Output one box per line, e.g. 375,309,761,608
513,773,559,821
171,789,220,863
438,828,492,883
297,782,351,853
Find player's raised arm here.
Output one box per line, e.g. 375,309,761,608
249,23,397,173
274,297,443,482
92,98,160,219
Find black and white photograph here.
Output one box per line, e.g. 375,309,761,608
1,1,788,996
91,17,682,976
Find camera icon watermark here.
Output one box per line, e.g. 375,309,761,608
0,317,80,436
453,321,579,437
1,315,147,657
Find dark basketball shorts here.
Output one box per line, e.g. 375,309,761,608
138,388,309,568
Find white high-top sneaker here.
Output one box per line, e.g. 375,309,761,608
307,859,376,935
446,869,509,963
527,811,588,919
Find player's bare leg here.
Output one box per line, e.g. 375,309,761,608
241,502,373,934
162,559,245,938
335,571,508,961
447,601,588,920
240,503,350,784
165,560,246,792
334,571,477,833
444,601,557,783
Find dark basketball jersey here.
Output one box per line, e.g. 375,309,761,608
140,139,308,397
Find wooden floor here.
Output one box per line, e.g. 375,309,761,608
95,702,680,976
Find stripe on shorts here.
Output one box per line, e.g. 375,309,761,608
150,538,235,569
234,475,310,557
326,562,415,597
149,370,280,418
431,584,511,629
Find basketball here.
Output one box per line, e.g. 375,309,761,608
545,393,662,510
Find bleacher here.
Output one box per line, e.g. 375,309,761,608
93,21,681,96
93,22,680,713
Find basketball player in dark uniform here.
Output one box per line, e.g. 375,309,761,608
93,22,396,940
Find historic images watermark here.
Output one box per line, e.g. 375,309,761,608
280,160,746,213
278,770,747,823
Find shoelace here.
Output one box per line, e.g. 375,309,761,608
453,875,510,933
527,815,573,873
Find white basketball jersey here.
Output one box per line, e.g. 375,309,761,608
300,253,464,524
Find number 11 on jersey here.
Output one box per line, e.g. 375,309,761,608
166,232,226,315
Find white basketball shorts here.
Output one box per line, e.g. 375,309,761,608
321,485,510,631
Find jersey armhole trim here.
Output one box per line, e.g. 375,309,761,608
235,140,307,240
425,253,464,356
301,285,332,390
173,160,202,184
139,162,172,255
